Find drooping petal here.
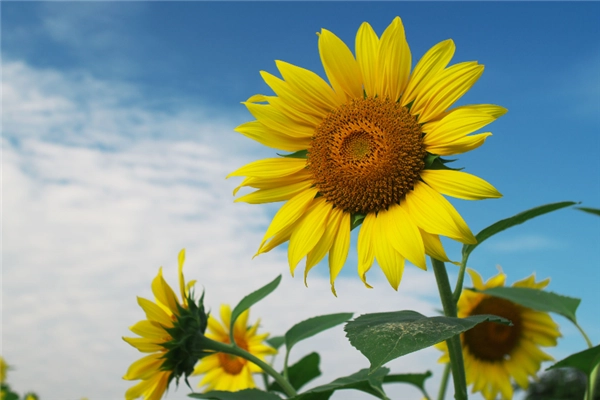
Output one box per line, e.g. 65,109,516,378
318,28,364,101
401,39,455,108
420,169,502,200
413,61,484,123
377,16,411,101
355,21,379,98
227,157,307,179
357,213,376,288
329,212,351,295
385,204,426,270
404,182,476,243
288,197,332,275
373,212,405,290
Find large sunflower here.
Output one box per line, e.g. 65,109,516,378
437,269,561,400
193,305,277,392
123,250,207,400
229,17,504,293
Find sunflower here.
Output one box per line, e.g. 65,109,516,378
193,304,277,392
0,357,7,384
123,249,208,400
228,16,504,293
437,269,561,400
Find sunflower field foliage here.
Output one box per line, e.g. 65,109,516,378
6,15,598,400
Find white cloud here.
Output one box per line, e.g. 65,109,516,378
2,60,443,400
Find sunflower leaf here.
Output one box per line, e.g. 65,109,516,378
547,345,600,375
474,286,581,323
285,313,354,352
462,201,577,262
291,368,390,400
345,310,510,372
189,389,283,399
230,275,281,336
266,335,285,351
383,371,433,393
269,352,321,393
576,206,600,217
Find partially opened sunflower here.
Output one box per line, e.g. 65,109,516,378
229,17,504,293
437,269,561,400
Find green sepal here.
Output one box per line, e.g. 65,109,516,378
351,213,366,230
277,150,308,159
189,389,283,399
424,154,462,171
269,352,321,393
345,310,511,372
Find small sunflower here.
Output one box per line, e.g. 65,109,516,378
193,304,276,392
0,356,7,384
437,269,561,400
123,249,208,400
229,16,504,293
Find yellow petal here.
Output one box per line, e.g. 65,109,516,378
207,315,227,338
485,269,506,288
377,16,411,101
419,229,452,263
151,268,179,315
404,182,476,244
420,169,502,200
137,297,174,328
318,28,363,101
385,204,426,270
426,132,492,155
423,107,495,145
276,60,340,110
305,207,344,285
234,169,312,192
123,353,163,380
259,187,317,250
243,102,314,138
373,212,405,290
177,249,187,306
234,309,250,340
235,180,313,204
357,213,376,288
355,21,379,98
401,39,455,108
234,120,310,152
123,337,163,353
288,197,332,275
414,61,484,123
227,157,307,179
193,354,220,375
256,221,295,256
267,95,323,127
125,377,154,400
329,212,351,296
467,268,485,290
129,320,167,340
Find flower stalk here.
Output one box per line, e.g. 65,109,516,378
431,256,468,400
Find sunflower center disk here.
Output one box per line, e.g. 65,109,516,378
308,97,425,214
464,297,524,361
218,336,248,375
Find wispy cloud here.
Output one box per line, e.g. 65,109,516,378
484,234,559,253
2,60,442,399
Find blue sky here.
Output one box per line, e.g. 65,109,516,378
2,2,599,400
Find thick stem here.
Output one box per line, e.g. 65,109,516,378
198,336,297,398
431,257,468,400
436,364,451,400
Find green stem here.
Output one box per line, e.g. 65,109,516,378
436,364,451,400
587,363,599,400
452,259,468,302
283,349,291,381
431,257,468,400
199,337,297,398
574,321,594,349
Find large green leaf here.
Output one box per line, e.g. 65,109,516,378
285,313,353,352
476,286,581,323
462,201,576,262
345,310,510,372
383,371,432,393
189,389,282,399
292,368,390,400
547,345,600,375
230,275,281,334
269,352,321,393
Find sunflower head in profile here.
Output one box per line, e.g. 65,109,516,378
193,304,277,392
228,16,505,294
437,268,561,400
123,249,209,400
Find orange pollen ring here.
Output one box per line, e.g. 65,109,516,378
307,97,425,214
